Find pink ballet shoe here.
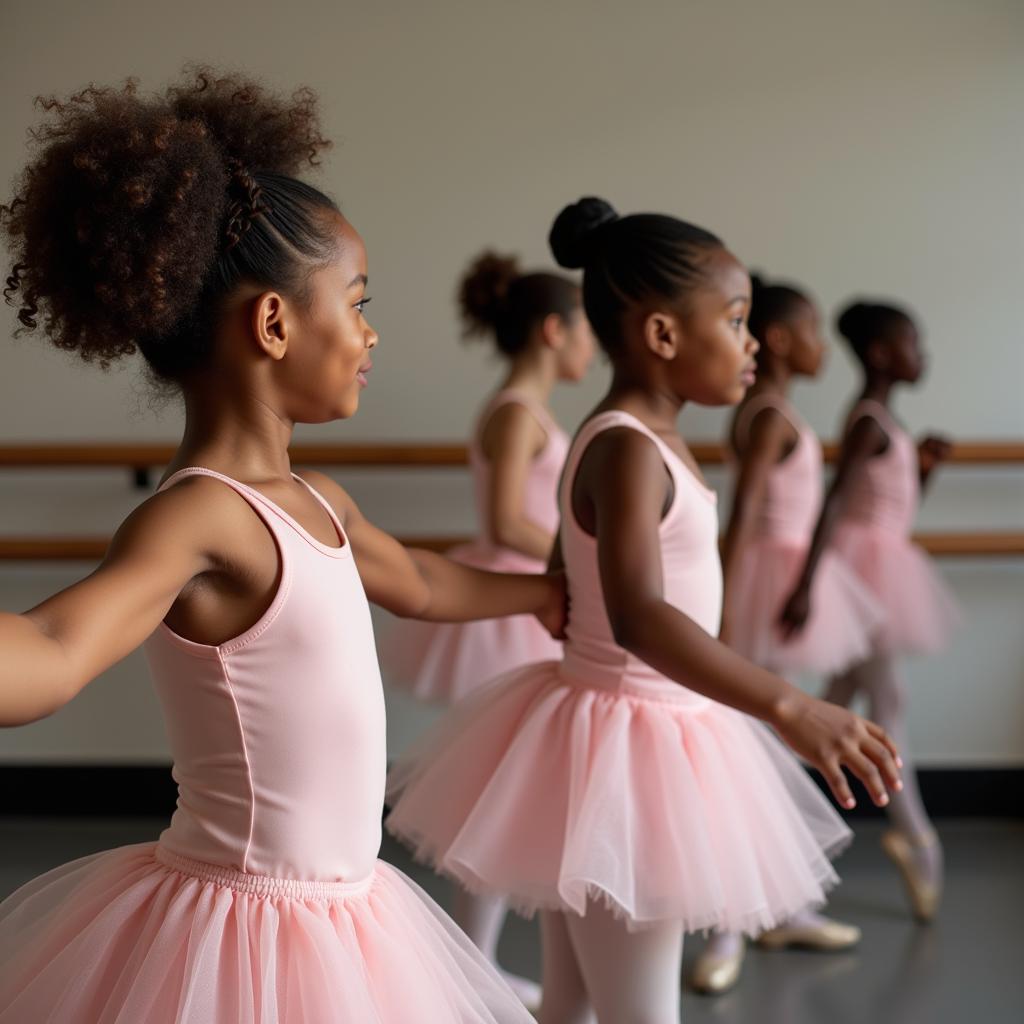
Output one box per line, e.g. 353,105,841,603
756,916,861,951
690,942,745,995
881,828,942,922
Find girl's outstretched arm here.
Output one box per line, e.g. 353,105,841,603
580,428,901,810
720,407,792,643
0,478,237,727
778,415,887,637
299,471,566,637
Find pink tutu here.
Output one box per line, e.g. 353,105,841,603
0,844,530,1024
728,539,882,675
386,663,852,937
832,523,960,656
383,542,561,704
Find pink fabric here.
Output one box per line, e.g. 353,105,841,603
830,401,960,655
384,390,567,703
387,412,852,934
727,395,882,674
0,469,531,1023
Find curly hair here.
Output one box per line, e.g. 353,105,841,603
2,66,338,381
458,250,580,358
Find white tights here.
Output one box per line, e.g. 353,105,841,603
452,889,541,1006
704,651,940,964
538,904,684,1024
825,653,942,882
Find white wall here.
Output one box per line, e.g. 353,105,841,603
1,0,1022,767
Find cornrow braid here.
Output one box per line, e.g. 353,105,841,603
222,159,271,252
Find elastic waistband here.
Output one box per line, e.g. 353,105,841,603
558,659,713,710
155,845,375,902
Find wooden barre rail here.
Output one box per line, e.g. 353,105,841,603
3,532,1022,561
1,440,1023,468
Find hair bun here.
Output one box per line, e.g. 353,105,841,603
749,272,767,294
458,251,521,335
548,196,619,269
836,301,873,343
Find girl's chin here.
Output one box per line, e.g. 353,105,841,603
692,390,745,408
330,395,360,421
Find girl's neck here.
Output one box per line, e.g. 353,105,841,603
749,360,792,398
168,382,296,485
499,345,557,405
601,369,684,434
859,374,897,408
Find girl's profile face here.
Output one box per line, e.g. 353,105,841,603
888,319,925,383
281,215,379,422
667,248,757,407
787,299,827,379
555,306,597,383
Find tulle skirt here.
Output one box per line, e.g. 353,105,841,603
0,844,532,1023
386,662,852,936
382,542,561,704
831,522,960,656
728,538,882,675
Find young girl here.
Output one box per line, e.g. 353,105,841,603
385,251,593,1007
386,198,903,1024
779,300,959,922
0,70,556,1023
385,251,593,707
690,277,883,995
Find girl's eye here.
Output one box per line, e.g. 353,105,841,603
730,316,744,330
354,296,373,313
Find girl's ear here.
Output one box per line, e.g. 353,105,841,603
252,291,289,361
643,310,680,360
866,337,890,372
539,312,568,351
763,322,792,361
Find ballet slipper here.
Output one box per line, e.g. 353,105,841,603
881,828,942,923
690,941,745,995
756,916,861,951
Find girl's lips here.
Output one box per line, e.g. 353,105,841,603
740,366,757,385
357,362,372,387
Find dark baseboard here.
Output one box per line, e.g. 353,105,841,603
0,763,1021,819
0,765,179,817
806,766,1024,819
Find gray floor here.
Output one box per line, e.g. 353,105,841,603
1,818,1022,1023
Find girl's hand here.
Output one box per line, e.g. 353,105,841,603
918,434,952,476
536,571,569,640
778,582,812,640
773,692,903,810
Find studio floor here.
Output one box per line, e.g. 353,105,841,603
1,817,1021,1023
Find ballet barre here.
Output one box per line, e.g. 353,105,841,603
1,531,1022,561
2,442,1019,560
0,440,1022,469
